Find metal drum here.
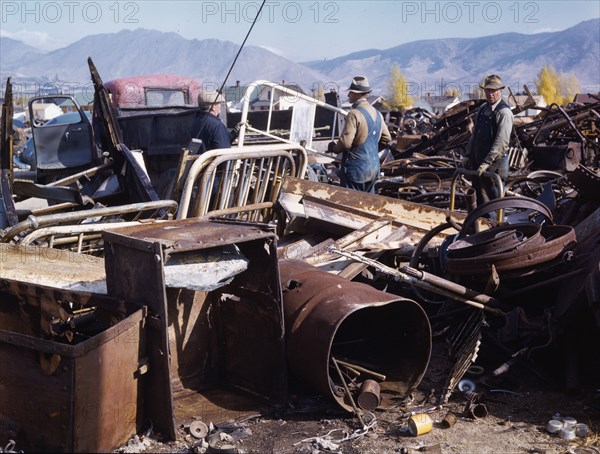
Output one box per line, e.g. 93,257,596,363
280,259,431,412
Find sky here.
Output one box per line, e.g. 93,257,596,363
1,0,599,61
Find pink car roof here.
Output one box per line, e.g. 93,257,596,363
104,74,203,107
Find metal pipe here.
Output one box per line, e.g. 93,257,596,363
331,357,367,428
329,247,505,316
402,266,502,307
199,202,273,219
1,200,178,243
333,358,387,382
450,167,504,221
465,187,477,213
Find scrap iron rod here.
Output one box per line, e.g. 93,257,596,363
333,358,387,382
331,357,367,429
328,247,505,316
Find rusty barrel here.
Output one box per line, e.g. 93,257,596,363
280,260,431,412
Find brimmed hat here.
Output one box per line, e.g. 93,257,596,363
198,91,224,105
480,74,505,90
348,76,372,94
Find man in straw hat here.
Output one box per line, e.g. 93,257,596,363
463,74,514,204
328,75,392,193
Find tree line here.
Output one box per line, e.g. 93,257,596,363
383,64,582,111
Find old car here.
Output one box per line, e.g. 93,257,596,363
95,73,205,182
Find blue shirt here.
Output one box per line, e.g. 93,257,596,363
192,112,231,153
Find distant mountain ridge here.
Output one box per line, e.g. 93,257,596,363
0,37,47,71
1,19,598,96
304,18,600,94
0,29,330,94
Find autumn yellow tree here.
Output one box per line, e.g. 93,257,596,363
535,65,580,106
559,73,580,105
383,65,414,110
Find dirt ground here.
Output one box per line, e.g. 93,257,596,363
115,337,600,454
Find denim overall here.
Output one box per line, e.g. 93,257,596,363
470,99,510,203
340,106,381,193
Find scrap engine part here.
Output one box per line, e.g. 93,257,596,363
279,259,432,412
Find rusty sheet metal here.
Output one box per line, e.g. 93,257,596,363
279,259,431,412
103,218,286,439
0,244,106,292
104,217,277,253
280,176,465,236
0,279,145,452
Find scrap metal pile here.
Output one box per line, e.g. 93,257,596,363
1,70,600,452
285,95,600,419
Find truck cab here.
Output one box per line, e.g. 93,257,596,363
96,74,205,182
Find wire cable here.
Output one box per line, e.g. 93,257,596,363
210,0,267,111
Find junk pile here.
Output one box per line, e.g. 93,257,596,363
1,70,599,452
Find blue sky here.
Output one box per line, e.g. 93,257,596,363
1,1,599,61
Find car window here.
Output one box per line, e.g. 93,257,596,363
31,98,89,127
145,88,187,107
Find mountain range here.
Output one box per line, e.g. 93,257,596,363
1,18,598,97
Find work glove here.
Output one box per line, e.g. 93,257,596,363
327,141,337,154
477,163,490,176
230,121,247,143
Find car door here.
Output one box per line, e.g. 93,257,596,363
28,96,97,179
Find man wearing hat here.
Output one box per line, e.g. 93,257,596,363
464,74,514,204
328,76,392,193
192,90,232,153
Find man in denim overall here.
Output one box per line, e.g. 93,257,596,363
464,74,514,205
329,76,392,193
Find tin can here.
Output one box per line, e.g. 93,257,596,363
408,413,433,436
357,380,381,410
442,411,457,428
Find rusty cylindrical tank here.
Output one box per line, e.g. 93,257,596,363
280,260,432,412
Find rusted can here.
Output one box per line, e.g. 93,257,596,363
408,413,433,436
357,379,381,410
441,410,457,428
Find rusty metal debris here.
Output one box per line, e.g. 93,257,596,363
1,68,599,452
279,259,431,413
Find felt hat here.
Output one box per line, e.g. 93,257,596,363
348,76,372,94
480,74,505,90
